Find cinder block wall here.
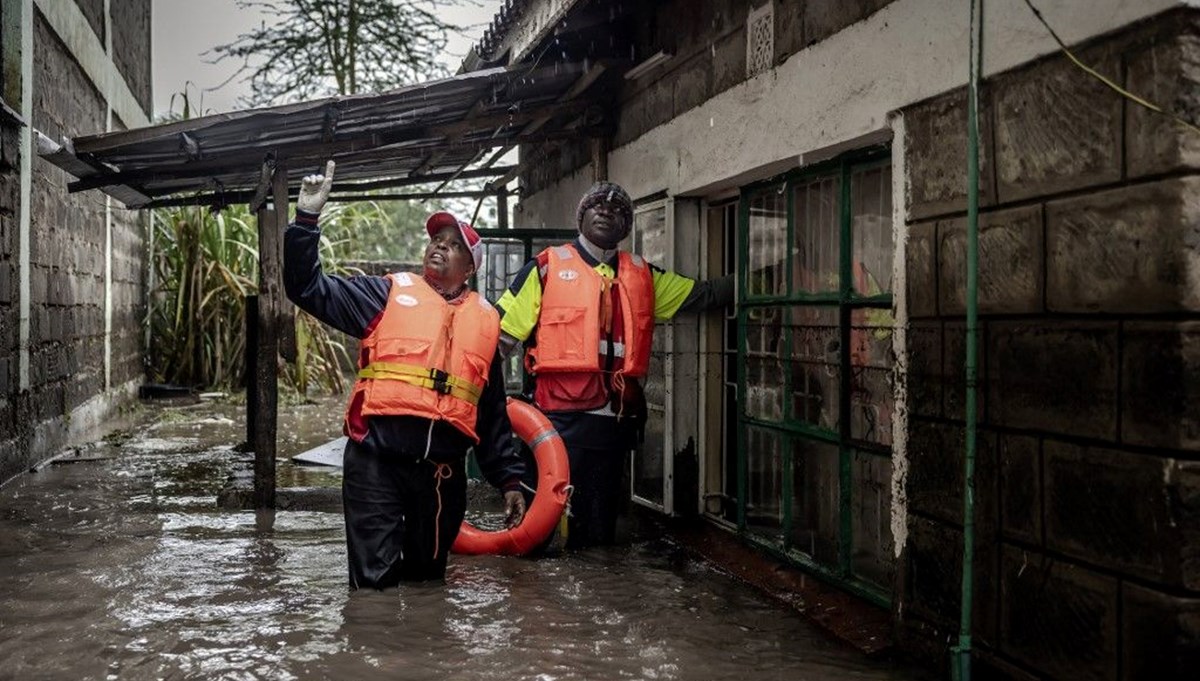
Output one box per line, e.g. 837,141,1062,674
898,9,1200,680
0,1,151,485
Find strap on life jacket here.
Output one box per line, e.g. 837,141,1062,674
356,361,483,404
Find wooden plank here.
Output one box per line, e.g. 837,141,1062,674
252,161,283,509
478,62,607,190
591,136,607,181
497,188,509,230
244,294,258,450
137,165,518,209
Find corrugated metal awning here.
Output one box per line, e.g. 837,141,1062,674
48,63,605,208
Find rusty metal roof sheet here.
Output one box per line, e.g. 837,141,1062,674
50,62,601,208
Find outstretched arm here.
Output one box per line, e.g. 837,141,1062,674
283,161,390,338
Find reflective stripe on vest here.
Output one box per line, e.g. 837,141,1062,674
346,276,499,443
356,362,484,404
598,339,626,358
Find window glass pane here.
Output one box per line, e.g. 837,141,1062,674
790,438,840,566
851,451,895,589
633,204,670,506
850,164,893,296
788,306,839,432
746,426,785,540
747,187,787,297
744,306,786,422
793,176,840,293
634,206,669,265
849,307,895,446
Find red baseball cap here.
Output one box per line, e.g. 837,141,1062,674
425,211,483,272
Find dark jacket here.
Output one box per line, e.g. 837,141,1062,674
283,211,523,491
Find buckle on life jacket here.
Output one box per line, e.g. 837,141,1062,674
428,368,452,395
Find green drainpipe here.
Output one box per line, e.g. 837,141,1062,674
953,1,984,680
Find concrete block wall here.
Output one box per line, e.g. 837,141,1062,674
0,115,19,477
0,2,151,485
898,10,1200,680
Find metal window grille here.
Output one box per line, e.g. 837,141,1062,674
735,147,896,606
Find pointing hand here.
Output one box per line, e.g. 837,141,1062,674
297,160,335,214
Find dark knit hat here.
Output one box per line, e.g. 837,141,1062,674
576,182,633,228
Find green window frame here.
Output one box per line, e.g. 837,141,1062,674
735,147,895,606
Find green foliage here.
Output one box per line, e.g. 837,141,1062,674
320,199,427,262
146,204,259,389
145,197,453,396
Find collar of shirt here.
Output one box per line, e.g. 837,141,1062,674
422,274,470,304
575,235,618,267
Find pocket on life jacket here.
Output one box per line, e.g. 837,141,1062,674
537,307,590,364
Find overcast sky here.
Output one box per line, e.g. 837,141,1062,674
151,0,502,118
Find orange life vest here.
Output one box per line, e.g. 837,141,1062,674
346,273,500,443
528,244,655,378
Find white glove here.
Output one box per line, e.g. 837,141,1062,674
297,160,335,214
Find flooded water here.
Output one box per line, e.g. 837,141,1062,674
0,397,923,680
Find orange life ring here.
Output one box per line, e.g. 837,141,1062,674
452,398,570,555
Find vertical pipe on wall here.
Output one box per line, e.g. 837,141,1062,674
102,0,112,390
17,0,32,391
953,1,985,680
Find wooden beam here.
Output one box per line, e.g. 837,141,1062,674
243,294,258,450
137,165,518,209
327,189,509,203
247,155,276,213
321,102,343,142
477,62,608,189
497,187,509,230
411,98,490,177
252,161,286,509
423,69,604,198
179,132,201,161
591,136,607,181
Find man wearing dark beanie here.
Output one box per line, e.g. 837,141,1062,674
495,181,733,549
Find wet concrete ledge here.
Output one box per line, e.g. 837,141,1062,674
659,514,897,658
216,484,343,513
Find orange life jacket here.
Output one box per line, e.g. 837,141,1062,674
346,273,500,443
528,244,655,379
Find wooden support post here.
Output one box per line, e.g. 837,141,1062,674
591,137,608,182
253,159,285,509
244,294,258,450
497,187,509,231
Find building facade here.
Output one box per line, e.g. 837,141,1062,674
474,0,1200,677
0,0,152,484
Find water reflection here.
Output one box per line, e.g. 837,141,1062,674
0,398,921,680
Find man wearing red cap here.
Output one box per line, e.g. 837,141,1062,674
283,161,525,588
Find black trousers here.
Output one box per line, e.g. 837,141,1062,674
342,438,467,589
522,412,633,550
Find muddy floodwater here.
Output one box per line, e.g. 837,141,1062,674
0,397,924,680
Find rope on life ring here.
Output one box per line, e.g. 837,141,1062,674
452,398,570,556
